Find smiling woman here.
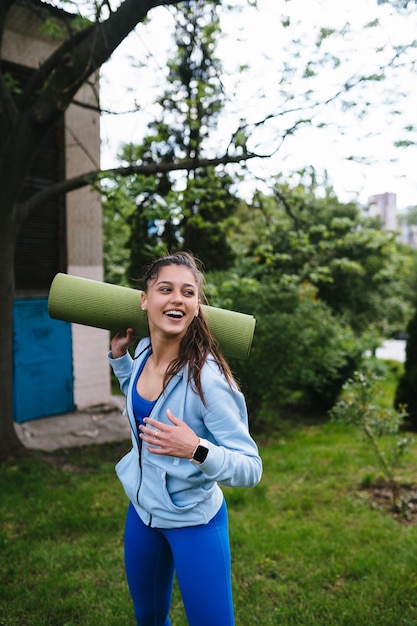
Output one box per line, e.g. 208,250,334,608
108,251,262,626
140,264,200,341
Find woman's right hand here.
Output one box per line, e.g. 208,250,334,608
111,328,135,358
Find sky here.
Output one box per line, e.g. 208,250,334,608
100,0,417,211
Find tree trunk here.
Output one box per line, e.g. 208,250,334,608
0,217,24,459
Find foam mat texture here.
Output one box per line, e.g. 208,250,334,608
48,273,255,360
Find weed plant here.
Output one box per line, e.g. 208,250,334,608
329,368,410,508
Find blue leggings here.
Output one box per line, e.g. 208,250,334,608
124,499,234,626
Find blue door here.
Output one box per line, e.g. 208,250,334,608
13,298,74,423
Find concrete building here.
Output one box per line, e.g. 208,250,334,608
3,1,111,422
368,192,398,231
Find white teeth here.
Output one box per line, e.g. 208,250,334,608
165,310,184,318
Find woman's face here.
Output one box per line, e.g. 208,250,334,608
141,264,200,340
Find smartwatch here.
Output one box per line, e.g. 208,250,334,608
191,439,209,464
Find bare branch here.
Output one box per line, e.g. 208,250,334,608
21,0,181,125
20,150,259,218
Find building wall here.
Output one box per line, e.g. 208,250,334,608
3,3,111,409
65,82,111,409
368,192,398,231
2,4,53,65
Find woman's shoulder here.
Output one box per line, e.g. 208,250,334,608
201,355,238,390
134,337,151,354
201,354,221,374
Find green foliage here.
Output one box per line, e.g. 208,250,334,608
103,0,237,275
363,358,405,409
102,180,135,286
3,73,21,97
395,307,417,427
378,0,417,8
330,370,410,512
102,166,238,281
394,139,415,148
231,174,414,338
181,169,237,270
399,204,417,227
208,275,367,421
200,173,414,421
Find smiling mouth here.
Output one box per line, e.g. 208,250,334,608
165,310,185,319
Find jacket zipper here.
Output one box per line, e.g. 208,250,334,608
135,397,160,527
130,345,182,527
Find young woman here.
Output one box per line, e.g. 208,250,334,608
109,252,262,626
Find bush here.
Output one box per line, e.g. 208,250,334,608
330,370,410,514
395,308,417,428
209,277,367,427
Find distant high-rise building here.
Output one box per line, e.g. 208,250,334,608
368,193,397,231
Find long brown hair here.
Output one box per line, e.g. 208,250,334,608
141,252,238,404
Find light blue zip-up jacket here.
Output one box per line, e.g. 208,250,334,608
109,338,262,529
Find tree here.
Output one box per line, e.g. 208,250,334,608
378,0,417,8
104,159,238,282
105,0,238,277
395,307,417,428
102,179,133,287
232,173,414,338
0,0,254,459
205,176,415,418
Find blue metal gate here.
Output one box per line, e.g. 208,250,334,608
13,298,74,423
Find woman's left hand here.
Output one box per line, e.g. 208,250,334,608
139,409,200,459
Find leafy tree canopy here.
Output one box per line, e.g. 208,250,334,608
228,171,415,337
100,0,417,202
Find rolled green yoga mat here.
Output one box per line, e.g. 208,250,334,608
48,273,255,360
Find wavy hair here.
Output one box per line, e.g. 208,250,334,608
141,252,238,404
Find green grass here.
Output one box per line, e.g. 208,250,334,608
1,419,417,625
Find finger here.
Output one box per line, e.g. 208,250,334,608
166,409,180,424
140,424,160,438
146,446,165,455
140,432,161,447
143,417,161,430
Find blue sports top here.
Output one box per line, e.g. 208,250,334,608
131,349,156,428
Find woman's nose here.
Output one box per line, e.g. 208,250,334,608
171,289,183,302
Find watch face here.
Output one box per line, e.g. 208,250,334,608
193,445,209,463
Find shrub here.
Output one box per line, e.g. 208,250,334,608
209,277,366,425
330,370,410,513
395,308,417,428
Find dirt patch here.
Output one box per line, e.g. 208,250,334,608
361,480,417,525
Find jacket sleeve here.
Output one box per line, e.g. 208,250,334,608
108,351,134,397
197,364,262,489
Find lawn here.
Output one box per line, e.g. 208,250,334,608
1,414,417,625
